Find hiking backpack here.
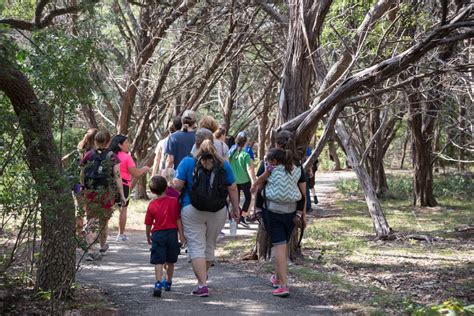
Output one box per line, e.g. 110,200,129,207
190,155,228,212
84,149,114,190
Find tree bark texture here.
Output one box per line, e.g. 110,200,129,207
335,120,392,238
0,58,76,293
278,0,321,126
407,77,438,207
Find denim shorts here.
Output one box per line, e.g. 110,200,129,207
150,229,180,265
267,211,296,246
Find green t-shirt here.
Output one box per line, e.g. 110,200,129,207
229,149,251,184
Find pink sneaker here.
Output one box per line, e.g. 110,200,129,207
191,285,209,297
270,273,278,289
272,286,290,297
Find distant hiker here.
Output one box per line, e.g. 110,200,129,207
214,125,230,160
145,176,186,297
109,135,150,242
191,115,229,161
162,168,180,199
251,130,307,297
229,131,256,227
304,147,319,207
245,140,255,160
165,110,197,170
172,128,240,297
80,131,126,261
151,116,181,177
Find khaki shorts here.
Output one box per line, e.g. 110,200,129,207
181,204,227,261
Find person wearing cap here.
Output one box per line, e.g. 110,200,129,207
165,110,197,170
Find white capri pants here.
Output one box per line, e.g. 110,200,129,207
181,204,227,261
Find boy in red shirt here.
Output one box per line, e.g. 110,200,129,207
145,176,186,297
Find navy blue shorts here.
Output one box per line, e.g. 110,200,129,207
150,229,180,265
267,211,296,246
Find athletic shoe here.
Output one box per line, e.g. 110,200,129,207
116,234,129,242
191,285,209,297
84,253,95,262
99,243,109,254
161,279,172,292
153,281,162,297
272,286,290,297
239,217,250,228
270,273,279,289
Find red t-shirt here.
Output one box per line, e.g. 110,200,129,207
144,196,180,232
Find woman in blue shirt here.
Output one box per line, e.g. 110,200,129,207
173,128,240,297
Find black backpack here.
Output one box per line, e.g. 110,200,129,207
84,149,114,190
190,155,228,212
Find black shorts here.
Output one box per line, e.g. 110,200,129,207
268,211,296,246
150,229,180,265
117,184,130,207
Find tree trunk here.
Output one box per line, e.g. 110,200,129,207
0,58,76,294
367,108,389,196
223,62,239,131
335,119,392,238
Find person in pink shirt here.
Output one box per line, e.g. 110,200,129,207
109,135,150,241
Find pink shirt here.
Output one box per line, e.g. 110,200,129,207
117,151,136,186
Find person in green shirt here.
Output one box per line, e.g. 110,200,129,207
229,132,256,227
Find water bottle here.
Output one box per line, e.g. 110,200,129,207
230,218,237,236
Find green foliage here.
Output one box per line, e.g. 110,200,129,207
0,0,35,21
406,298,474,316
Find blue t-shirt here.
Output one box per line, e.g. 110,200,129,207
165,130,196,169
244,145,255,160
176,157,236,207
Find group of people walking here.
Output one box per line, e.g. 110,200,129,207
73,110,315,299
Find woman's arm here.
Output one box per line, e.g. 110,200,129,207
247,163,257,184
296,181,307,227
79,166,85,187
128,165,150,178
228,184,240,221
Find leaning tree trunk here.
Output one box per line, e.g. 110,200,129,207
336,120,392,238
0,56,76,294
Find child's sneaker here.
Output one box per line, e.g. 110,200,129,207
270,273,279,288
153,281,162,297
191,285,209,297
161,278,172,292
272,286,290,297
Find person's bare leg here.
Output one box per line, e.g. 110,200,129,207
166,263,175,282
99,219,109,248
154,264,163,282
274,244,288,286
119,206,127,235
191,258,208,285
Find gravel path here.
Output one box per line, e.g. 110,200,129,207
77,171,355,315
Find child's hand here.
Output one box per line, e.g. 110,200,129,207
179,236,187,247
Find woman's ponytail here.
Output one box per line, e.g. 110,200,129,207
284,149,293,173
